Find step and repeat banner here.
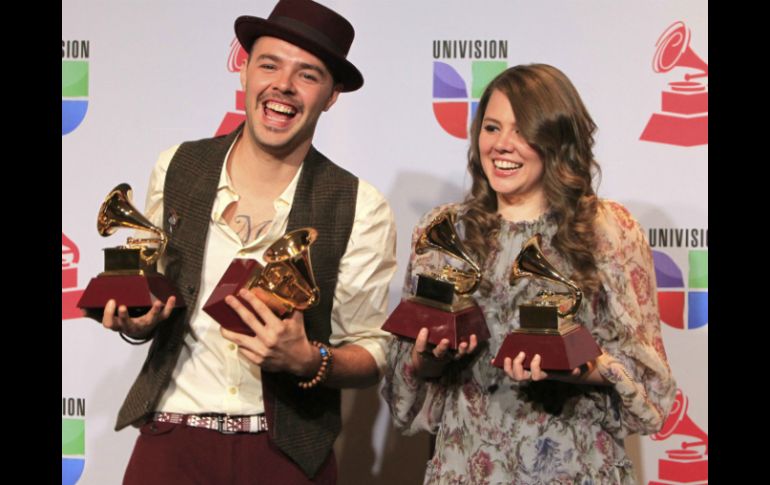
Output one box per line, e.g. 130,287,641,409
63,1,707,484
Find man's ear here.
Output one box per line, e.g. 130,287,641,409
240,55,249,90
324,84,343,112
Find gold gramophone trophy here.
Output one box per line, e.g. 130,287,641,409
203,228,320,335
493,234,600,371
382,211,489,349
77,183,184,318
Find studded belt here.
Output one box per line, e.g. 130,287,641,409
153,412,268,434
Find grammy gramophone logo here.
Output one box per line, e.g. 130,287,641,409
648,389,707,485
62,233,85,320
215,37,248,136
640,21,708,147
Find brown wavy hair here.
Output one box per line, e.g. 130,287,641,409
460,64,602,295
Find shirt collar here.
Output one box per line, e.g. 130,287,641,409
217,132,304,209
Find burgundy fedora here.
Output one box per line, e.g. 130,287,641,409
235,0,363,92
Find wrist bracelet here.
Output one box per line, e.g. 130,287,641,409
298,341,333,389
119,331,153,345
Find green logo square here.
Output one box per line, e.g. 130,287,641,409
62,418,85,455
471,61,507,98
688,250,708,289
62,61,89,98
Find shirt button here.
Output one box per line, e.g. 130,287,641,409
228,343,237,351
228,387,238,395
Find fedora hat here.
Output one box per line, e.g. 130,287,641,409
235,0,363,92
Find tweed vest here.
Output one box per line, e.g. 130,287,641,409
115,125,358,478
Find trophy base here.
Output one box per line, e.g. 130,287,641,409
492,325,601,371
77,273,184,319
202,258,290,336
381,298,489,349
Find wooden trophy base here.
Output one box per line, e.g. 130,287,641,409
202,258,290,336
382,298,489,349
77,273,184,320
492,325,601,371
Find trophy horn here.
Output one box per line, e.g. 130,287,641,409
416,211,481,295
97,183,167,266
261,227,320,311
510,234,582,318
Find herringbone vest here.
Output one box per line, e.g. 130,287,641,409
116,125,358,478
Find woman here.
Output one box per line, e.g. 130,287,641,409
383,64,676,484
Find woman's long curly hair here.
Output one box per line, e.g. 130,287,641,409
460,64,602,295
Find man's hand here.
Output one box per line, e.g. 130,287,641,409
220,289,319,377
102,296,176,340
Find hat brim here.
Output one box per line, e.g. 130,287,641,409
235,16,363,92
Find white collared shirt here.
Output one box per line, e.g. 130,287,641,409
143,140,397,415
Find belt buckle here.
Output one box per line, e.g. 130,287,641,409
216,415,238,435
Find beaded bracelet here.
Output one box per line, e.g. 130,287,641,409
298,341,333,389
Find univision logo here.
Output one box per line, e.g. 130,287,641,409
653,249,708,330
62,40,90,135
62,397,86,485
432,40,508,139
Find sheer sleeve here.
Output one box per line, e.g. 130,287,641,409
591,200,677,438
381,204,456,435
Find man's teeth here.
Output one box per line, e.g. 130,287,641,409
494,160,523,169
265,101,297,115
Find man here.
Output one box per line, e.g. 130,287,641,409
101,1,396,483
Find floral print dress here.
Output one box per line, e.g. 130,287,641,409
382,200,676,485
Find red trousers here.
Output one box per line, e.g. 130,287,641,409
123,421,337,485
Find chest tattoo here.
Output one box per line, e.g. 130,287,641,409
233,215,272,245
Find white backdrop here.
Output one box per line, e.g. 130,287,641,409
63,1,707,484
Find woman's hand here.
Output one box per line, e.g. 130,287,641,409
501,351,584,382
411,327,479,378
